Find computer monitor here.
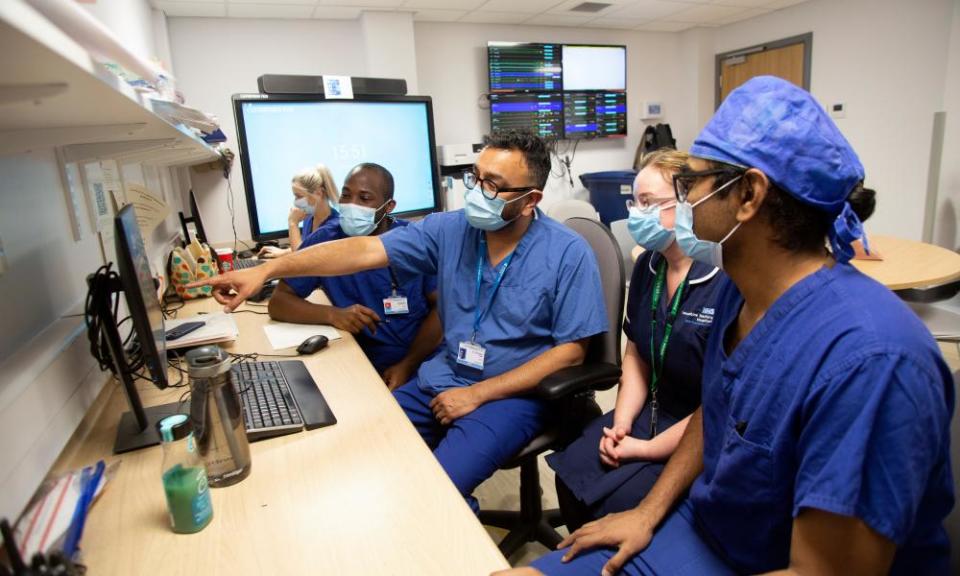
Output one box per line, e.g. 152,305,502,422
561,45,627,91
562,92,627,139
106,205,179,453
233,94,443,242
488,42,563,93
115,205,168,390
489,92,564,140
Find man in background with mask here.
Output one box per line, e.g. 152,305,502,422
191,131,608,511
269,163,442,390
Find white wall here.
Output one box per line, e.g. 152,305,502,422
415,22,690,211
700,0,956,241
933,0,959,251
79,0,157,63
166,17,366,246
0,1,186,520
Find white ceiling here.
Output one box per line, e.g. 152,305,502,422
150,0,810,31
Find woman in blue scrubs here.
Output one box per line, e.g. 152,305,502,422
546,149,725,532
503,76,954,576
268,163,440,386
259,164,340,257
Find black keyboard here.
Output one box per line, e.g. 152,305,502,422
231,360,337,441
235,258,264,270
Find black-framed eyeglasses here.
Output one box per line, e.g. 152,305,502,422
463,169,537,200
672,168,744,203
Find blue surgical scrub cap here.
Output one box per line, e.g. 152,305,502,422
690,76,867,262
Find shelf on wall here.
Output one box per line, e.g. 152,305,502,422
0,0,220,164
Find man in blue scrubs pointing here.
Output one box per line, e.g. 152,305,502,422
268,163,441,388
189,131,609,511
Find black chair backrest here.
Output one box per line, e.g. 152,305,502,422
564,217,625,367
948,369,960,573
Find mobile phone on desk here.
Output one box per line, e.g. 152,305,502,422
165,321,205,341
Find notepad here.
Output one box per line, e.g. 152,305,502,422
263,321,341,351
165,312,238,349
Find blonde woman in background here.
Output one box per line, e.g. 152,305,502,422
258,164,340,258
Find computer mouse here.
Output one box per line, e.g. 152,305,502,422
296,335,329,355
237,250,255,259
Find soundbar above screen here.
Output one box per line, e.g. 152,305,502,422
233,94,442,241
487,42,627,140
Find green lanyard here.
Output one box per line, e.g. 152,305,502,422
648,258,688,436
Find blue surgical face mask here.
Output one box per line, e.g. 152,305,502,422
627,203,675,252
463,184,534,231
294,196,315,216
339,200,390,237
674,176,743,269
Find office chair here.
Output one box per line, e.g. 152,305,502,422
478,217,625,558
546,199,600,223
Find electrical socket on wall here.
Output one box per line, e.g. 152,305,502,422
830,102,846,119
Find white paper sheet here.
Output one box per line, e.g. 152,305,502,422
263,321,341,350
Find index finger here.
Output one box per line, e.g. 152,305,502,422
186,274,232,289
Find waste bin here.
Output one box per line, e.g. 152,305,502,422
579,170,637,227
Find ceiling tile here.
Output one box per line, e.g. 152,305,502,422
228,0,316,5
588,16,652,29
711,0,783,7
763,0,809,9
227,3,316,17
459,10,534,23
477,0,566,13
712,6,770,25
521,12,596,26
400,0,487,9
547,0,636,16
153,1,227,17
312,5,363,17
604,0,691,20
635,19,696,31
317,0,406,6
405,8,469,21
670,3,747,23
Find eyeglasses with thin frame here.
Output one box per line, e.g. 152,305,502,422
625,197,677,212
463,169,537,200
672,168,743,203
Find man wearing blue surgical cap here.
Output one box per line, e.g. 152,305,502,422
500,76,954,576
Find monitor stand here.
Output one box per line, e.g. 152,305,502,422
114,402,189,454
87,273,191,454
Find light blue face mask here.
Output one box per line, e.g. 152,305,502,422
463,184,534,231
674,176,743,269
293,196,315,216
339,200,390,237
627,203,676,252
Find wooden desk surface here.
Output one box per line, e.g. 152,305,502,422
631,236,960,292
851,235,960,291
50,297,508,575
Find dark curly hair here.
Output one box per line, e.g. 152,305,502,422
483,129,552,190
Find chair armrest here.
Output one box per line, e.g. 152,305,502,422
537,363,621,401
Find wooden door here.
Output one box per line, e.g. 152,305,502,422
716,34,811,107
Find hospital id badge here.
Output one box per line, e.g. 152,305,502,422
383,295,409,315
457,340,486,370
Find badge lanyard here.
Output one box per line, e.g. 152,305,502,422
382,266,409,316
472,236,515,343
648,258,688,437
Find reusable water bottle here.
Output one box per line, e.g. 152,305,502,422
157,414,213,534
186,345,251,487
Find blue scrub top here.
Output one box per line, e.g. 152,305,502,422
300,210,337,242
286,218,437,373
689,263,954,574
624,250,723,420
381,209,608,394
